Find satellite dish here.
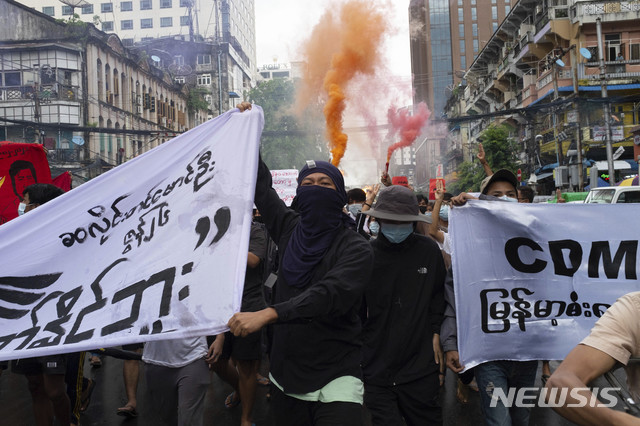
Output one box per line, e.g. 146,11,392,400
579,47,592,60
58,0,90,7
151,55,161,62
555,58,565,67
72,136,85,146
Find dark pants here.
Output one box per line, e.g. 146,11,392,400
271,385,363,426
474,360,538,426
364,373,442,426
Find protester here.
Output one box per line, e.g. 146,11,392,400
346,188,366,219
10,183,71,426
227,102,374,425
546,291,640,425
443,170,538,426
117,343,143,417
143,333,225,426
362,185,446,425
213,214,268,426
517,186,535,203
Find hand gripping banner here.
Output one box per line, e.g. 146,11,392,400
0,106,264,361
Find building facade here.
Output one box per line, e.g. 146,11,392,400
446,0,640,193
0,0,207,179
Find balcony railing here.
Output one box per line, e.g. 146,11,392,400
578,59,640,80
0,85,79,102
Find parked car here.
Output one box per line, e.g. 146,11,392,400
584,186,640,204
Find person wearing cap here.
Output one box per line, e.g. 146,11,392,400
227,102,374,426
443,169,538,426
362,185,446,425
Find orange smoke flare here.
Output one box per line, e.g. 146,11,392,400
299,1,388,167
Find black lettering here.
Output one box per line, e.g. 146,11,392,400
588,241,637,279
505,237,547,273
549,240,583,277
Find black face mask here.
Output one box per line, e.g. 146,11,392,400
419,205,428,214
253,216,264,223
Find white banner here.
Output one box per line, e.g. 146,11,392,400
450,201,640,370
0,106,264,361
270,169,298,206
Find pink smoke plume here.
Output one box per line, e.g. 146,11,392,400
385,102,431,172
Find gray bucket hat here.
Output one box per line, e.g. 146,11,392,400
365,185,428,222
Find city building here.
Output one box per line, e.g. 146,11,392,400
446,0,640,193
17,0,257,113
0,0,207,179
257,62,304,81
409,0,514,189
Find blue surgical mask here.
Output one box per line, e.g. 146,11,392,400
439,205,450,221
498,195,518,202
347,203,362,217
381,223,413,243
18,202,27,216
369,221,379,235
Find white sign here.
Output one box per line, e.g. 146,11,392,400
436,163,444,179
270,169,298,206
450,201,640,370
0,106,264,361
592,125,624,142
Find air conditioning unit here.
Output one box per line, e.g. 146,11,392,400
555,166,569,187
137,95,143,106
161,117,167,126
136,105,143,114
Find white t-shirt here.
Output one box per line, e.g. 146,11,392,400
142,336,208,368
436,231,452,255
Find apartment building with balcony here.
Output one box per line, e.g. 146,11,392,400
0,0,206,178
446,0,640,191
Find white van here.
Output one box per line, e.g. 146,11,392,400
584,186,640,204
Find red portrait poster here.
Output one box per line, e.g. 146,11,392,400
0,142,53,224
428,178,445,200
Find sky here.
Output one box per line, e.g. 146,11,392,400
254,0,412,80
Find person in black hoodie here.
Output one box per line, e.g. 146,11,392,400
362,185,447,426
228,100,374,426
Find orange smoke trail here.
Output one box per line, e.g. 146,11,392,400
386,102,431,170
298,1,388,167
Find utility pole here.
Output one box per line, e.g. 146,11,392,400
570,47,584,190
596,17,616,186
32,64,42,144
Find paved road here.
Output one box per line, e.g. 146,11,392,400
0,357,627,425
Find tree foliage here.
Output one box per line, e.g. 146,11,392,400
246,79,328,170
450,125,521,193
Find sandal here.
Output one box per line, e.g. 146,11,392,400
80,378,96,413
224,391,240,409
117,405,139,418
256,374,270,386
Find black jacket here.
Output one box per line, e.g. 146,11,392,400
255,157,374,394
362,232,446,386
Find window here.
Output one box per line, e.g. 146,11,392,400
197,74,211,85
121,19,133,29
472,23,478,37
458,8,463,21
160,0,171,7
471,8,477,20
121,1,133,11
459,39,465,54
62,5,73,15
461,56,466,69
492,6,497,20
493,22,498,32
102,21,114,31
473,39,479,53
197,54,211,65
174,55,184,65
81,4,93,14
101,2,113,12
506,5,511,14
141,18,153,28
123,38,134,46
42,6,54,16
5,72,21,86
140,0,152,10
458,24,464,38
180,0,191,5
160,17,172,27
631,44,640,60
180,16,190,26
